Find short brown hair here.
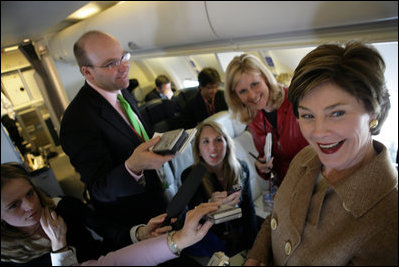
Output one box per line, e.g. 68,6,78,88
198,67,221,87
155,75,171,88
288,41,390,135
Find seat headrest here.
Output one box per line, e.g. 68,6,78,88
204,110,246,138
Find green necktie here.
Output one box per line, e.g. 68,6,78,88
117,94,149,141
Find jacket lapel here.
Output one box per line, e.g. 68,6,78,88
100,102,136,141
84,84,142,144
289,153,321,235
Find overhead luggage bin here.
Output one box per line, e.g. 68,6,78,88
48,1,216,62
47,1,397,63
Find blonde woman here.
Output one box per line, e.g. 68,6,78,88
224,54,308,187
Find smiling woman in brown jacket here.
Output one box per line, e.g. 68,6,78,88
245,42,398,266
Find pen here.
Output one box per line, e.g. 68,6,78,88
248,152,266,164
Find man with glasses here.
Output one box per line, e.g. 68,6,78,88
179,67,228,129
60,30,174,228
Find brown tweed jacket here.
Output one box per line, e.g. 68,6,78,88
248,141,398,265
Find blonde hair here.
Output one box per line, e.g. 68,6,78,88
224,54,284,124
1,164,55,263
192,121,242,198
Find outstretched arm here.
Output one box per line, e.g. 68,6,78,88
80,202,220,266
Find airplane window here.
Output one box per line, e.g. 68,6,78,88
372,41,398,164
183,79,199,88
217,51,245,72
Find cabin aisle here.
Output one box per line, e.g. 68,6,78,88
49,146,85,201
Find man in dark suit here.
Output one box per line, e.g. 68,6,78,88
144,74,176,102
179,67,228,129
60,30,174,228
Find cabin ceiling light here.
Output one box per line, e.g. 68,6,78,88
67,2,101,20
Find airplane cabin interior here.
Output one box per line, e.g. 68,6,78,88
1,1,398,265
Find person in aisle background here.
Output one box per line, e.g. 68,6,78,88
224,54,308,188
144,74,176,102
1,91,29,156
245,41,398,266
60,30,174,229
126,78,140,103
179,67,228,129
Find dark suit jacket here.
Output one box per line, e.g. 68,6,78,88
60,82,167,227
179,89,228,129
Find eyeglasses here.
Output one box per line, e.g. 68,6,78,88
87,52,131,70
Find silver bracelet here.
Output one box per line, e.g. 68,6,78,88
167,231,181,256
52,245,69,253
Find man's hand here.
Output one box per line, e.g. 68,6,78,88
126,136,175,173
209,190,241,206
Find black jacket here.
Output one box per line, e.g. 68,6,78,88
179,90,228,129
60,82,167,227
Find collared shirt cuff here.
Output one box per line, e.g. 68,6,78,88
124,161,144,181
130,224,146,243
50,246,78,266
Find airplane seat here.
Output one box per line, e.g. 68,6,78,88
140,85,156,102
173,87,198,110
158,139,195,201
152,120,169,133
204,110,246,139
138,102,154,129
157,161,178,202
139,99,180,130
170,141,195,190
234,130,268,202
133,85,150,103
136,100,146,108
